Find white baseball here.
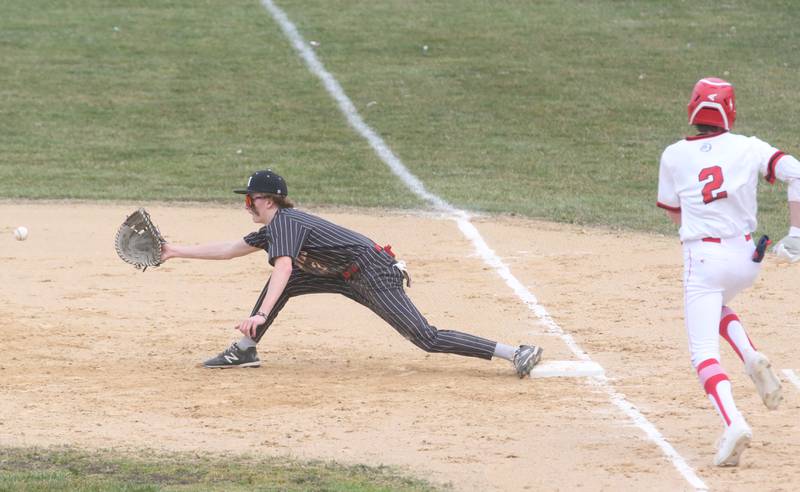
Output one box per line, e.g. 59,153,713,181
14,226,28,241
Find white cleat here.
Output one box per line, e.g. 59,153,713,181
714,420,752,467
746,352,783,410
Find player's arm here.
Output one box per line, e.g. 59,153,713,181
787,176,800,229
774,195,800,263
663,209,681,225
768,151,800,261
161,239,259,261
236,255,293,337
657,154,681,226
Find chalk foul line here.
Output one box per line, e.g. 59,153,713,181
260,1,707,489
782,369,800,392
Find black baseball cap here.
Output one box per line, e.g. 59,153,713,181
233,169,288,196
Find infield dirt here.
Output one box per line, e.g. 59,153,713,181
2,202,799,491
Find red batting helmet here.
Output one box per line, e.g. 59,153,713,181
687,77,736,130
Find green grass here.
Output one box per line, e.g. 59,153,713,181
0,0,419,208
282,0,800,236
3,1,799,237
0,447,441,492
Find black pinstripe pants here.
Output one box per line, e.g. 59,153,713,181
249,252,497,360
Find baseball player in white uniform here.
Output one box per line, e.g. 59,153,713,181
657,77,800,467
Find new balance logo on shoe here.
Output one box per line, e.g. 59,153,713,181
203,342,261,369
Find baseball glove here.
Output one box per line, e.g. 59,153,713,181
115,208,165,271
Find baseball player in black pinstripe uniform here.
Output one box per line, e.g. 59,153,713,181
161,170,543,377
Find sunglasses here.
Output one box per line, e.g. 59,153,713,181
245,195,269,208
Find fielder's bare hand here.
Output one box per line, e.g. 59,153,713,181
236,314,267,337
160,243,176,262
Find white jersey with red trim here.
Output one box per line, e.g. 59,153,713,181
657,131,800,241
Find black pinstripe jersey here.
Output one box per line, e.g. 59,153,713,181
244,208,379,277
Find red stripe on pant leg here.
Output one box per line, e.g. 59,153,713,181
719,314,744,361
697,359,733,426
704,373,732,426
704,372,730,394
720,314,739,330
696,358,718,372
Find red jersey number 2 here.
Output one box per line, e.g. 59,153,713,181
699,166,728,204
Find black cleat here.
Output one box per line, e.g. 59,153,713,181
202,342,261,369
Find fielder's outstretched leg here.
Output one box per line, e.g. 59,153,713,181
359,286,542,376
363,286,496,359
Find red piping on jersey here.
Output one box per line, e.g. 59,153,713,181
765,150,785,184
685,130,728,141
656,201,681,212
